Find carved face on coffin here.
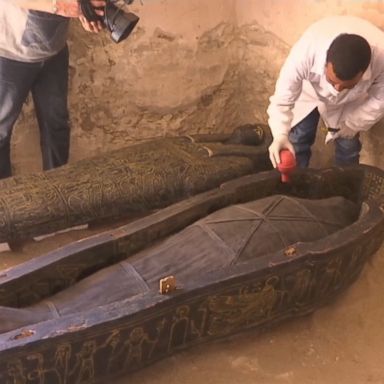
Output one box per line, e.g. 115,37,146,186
0,195,360,332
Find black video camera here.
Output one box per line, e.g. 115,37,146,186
80,0,139,43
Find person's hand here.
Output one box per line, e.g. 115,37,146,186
268,134,295,168
334,124,358,139
324,131,336,144
77,0,105,33
55,0,105,18
324,123,357,144
79,15,104,33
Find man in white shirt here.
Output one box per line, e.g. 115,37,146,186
0,0,104,178
267,16,384,168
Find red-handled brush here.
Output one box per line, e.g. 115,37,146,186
277,149,296,183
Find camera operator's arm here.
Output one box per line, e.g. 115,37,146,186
11,0,105,17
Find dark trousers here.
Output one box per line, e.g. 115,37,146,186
0,46,70,178
289,108,362,168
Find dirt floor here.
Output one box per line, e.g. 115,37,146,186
1,220,384,384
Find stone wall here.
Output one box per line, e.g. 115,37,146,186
10,0,384,173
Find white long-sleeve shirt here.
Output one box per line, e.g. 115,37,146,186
0,2,69,62
267,16,384,137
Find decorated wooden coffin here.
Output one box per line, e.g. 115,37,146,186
0,124,271,247
0,165,383,383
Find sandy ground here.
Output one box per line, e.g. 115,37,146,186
1,220,384,384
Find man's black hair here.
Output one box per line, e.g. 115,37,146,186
326,34,371,80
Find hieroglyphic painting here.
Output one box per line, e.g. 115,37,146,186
1,237,377,384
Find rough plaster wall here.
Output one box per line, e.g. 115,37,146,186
10,0,384,173
12,0,240,172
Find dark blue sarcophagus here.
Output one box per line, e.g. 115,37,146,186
0,165,383,383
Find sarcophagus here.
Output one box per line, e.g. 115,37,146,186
0,165,383,383
0,124,271,247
